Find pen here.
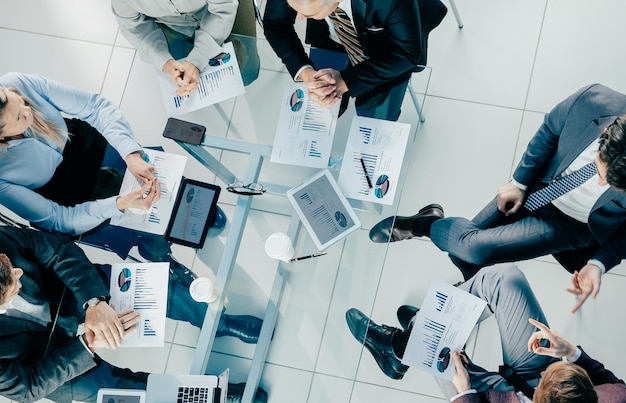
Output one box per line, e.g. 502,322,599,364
288,252,327,262
360,157,373,189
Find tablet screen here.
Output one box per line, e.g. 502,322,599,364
287,170,361,250
165,179,220,248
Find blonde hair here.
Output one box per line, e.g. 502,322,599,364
0,87,62,143
0,254,15,306
534,361,598,403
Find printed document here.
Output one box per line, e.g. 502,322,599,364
158,42,245,116
337,116,410,205
271,83,339,168
110,149,187,235
401,280,487,380
109,262,169,348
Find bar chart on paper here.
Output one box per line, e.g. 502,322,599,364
158,42,245,116
401,280,486,380
109,262,169,348
271,83,339,168
110,149,187,235
338,116,411,205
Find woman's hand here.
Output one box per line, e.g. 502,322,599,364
125,152,154,182
116,178,160,211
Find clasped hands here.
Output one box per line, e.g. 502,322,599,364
163,59,200,96
300,67,347,108
83,302,140,351
452,318,577,393
496,181,602,313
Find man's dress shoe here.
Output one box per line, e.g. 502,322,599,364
345,308,409,379
216,313,263,344
227,382,268,403
369,203,444,243
396,305,419,331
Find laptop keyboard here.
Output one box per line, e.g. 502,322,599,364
177,386,210,403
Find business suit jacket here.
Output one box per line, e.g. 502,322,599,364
263,0,447,98
512,83,626,272
0,227,109,402
456,348,626,403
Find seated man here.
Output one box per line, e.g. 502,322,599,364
112,0,260,94
345,264,626,402
0,226,267,403
263,0,447,121
369,84,626,313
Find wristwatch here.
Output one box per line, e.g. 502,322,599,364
83,296,110,311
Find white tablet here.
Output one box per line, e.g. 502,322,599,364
286,169,361,250
97,389,146,403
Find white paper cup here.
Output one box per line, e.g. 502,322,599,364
189,277,218,303
264,232,295,261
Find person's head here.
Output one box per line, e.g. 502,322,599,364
287,0,340,20
0,87,60,143
0,253,23,308
534,361,598,403
597,114,626,190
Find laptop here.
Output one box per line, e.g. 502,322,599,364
146,370,228,403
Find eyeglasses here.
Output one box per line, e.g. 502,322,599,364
227,181,266,195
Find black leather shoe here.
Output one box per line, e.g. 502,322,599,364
396,305,419,331
211,205,227,229
227,382,268,403
369,203,444,243
216,313,262,344
345,308,408,380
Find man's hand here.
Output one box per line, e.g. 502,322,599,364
163,59,185,84
566,264,602,313
83,309,140,351
496,181,525,216
174,61,200,96
116,178,160,211
298,67,345,108
125,152,154,182
85,302,125,349
452,351,471,393
527,318,577,359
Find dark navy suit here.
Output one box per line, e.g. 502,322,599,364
430,84,626,278
263,0,447,121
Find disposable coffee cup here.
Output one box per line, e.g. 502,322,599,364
189,277,218,303
264,232,295,261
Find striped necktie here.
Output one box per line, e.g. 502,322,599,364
328,7,366,66
523,162,597,212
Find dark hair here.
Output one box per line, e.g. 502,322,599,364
534,361,598,403
598,114,626,190
0,253,15,305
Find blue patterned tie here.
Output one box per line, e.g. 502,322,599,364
328,7,366,66
523,162,597,212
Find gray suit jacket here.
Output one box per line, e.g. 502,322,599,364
0,227,109,402
512,84,626,272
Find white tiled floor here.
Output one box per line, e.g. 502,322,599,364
1,1,626,402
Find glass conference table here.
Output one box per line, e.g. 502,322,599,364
169,36,431,402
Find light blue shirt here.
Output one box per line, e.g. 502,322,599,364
0,72,142,235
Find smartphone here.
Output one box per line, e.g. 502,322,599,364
162,117,206,145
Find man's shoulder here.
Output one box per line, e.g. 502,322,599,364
572,83,626,114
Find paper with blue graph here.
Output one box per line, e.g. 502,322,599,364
110,148,187,235
109,262,169,348
270,83,339,168
337,116,410,205
158,41,245,116
401,280,487,380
